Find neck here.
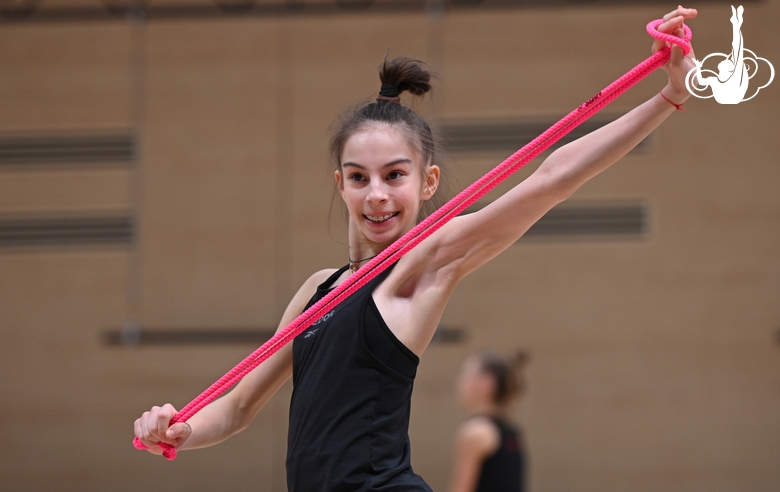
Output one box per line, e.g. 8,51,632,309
469,401,503,417
346,218,391,272
345,215,418,272
349,253,378,273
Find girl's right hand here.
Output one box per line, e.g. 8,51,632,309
133,403,192,455
652,5,698,104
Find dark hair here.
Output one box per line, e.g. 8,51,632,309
477,350,529,406
329,55,444,220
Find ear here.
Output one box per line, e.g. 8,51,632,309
421,164,440,201
334,169,346,200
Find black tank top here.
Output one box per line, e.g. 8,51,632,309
475,417,526,492
287,264,432,492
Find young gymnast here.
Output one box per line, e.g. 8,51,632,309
450,351,529,492
134,6,697,491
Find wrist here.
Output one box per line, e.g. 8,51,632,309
659,85,688,111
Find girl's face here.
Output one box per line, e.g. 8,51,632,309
335,124,439,248
456,357,496,411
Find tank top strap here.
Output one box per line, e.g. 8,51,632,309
314,263,396,296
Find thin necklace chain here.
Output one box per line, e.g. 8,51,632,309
349,254,378,273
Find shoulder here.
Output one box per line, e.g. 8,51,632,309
295,268,341,301
455,416,501,457
281,268,342,322
303,268,340,289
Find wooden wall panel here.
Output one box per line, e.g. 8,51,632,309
0,253,128,487
0,21,140,491
139,19,280,328
0,168,132,214
0,24,133,131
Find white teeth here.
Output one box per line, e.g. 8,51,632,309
364,212,397,223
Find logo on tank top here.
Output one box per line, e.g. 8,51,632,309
304,309,335,338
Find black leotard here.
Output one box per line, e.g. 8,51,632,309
287,264,432,492
475,416,526,492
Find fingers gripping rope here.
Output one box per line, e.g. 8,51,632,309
647,19,693,55
134,19,692,461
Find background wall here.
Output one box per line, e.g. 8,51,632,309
1,1,778,491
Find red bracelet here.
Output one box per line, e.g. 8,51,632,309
659,90,684,111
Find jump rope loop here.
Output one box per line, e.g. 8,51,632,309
134,18,692,461
646,19,693,56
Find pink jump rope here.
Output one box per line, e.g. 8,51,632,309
135,19,692,460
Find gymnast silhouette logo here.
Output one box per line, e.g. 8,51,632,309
685,5,774,104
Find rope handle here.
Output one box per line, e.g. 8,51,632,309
134,17,692,461
646,19,693,55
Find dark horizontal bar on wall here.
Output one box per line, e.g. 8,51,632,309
431,326,467,344
103,327,277,346
0,0,757,24
103,325,467,346
462,201,648,240
523,203,646,238
0,216,134,247
439,116,650,155
0,133,135,166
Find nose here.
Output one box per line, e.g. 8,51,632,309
366,180,388,204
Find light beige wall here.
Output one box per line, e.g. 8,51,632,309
1,3,778,491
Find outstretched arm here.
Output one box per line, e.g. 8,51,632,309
428,6,697,280
133,269,335,455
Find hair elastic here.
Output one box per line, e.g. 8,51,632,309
377,83,401,103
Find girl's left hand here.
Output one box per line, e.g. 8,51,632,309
652,5,698,104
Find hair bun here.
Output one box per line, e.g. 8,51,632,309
378,55,432,98
512,350,530,369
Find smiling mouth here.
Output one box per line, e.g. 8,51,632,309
364,212,399,223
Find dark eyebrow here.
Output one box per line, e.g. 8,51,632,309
342,158,413,170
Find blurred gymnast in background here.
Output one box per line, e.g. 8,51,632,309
450,351,529,492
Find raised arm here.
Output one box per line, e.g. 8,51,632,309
133,269,335,456
730,6,745,73
430,6,697,280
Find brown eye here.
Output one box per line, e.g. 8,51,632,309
387,171,404,180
